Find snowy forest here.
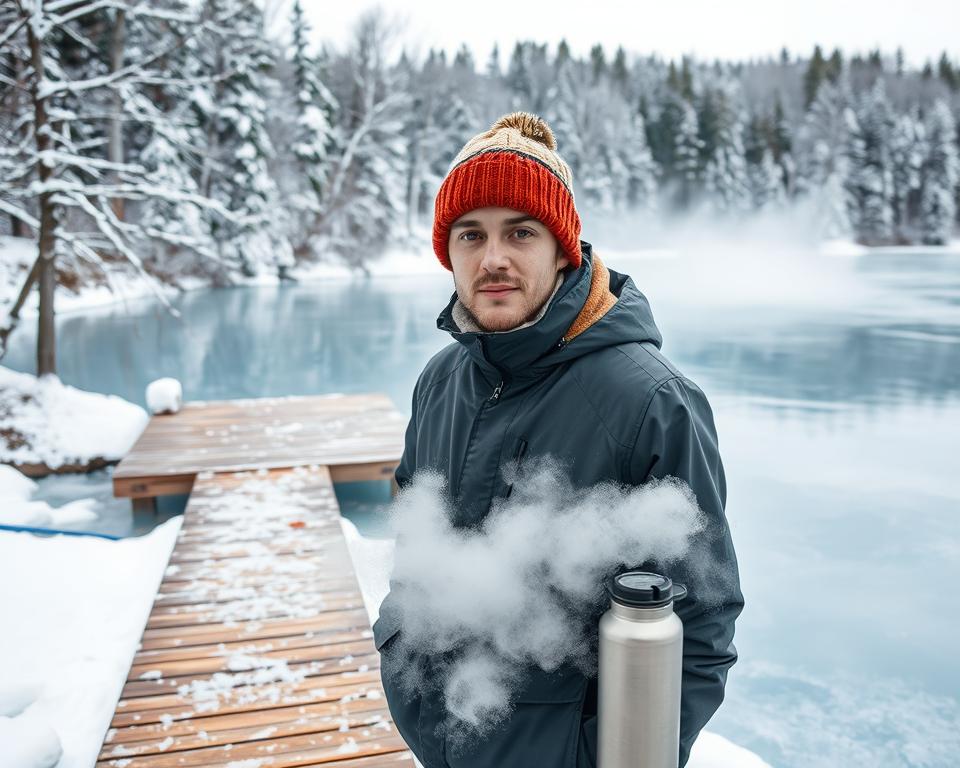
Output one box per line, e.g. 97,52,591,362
2,0,960,301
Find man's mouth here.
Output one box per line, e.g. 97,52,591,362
479,286,518,297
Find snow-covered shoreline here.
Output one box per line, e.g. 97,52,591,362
0,366,147,476
0,516,183,768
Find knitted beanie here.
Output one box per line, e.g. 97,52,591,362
432,111,582,271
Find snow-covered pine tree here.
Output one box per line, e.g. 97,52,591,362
285,1,340,260
844,79,895,245
544,55,587,184
889,107,925,244
623,110,660,212
674,101,705,209
129,0,224,281
750,149,787,211
701,79,751,215
188,0,293,279
794,78,855,239
920,100,959,245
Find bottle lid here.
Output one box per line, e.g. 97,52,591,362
608,571,688,608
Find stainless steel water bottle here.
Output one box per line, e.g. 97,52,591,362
597,571,688,768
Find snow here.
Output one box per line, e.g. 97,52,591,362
689,732,772,767
145,377,183,415
0,365,148,470
0,515,182,768
0,236,181,320
818,237,869,257
0,702,63,768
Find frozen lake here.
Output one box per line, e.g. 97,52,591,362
6,243,959,767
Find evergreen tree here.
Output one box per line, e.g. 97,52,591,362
702,83,751,214
937,53,958,91
623,111,660,211
804,45,827,109
286,1,340,257
844,80,895,244
611,46,629,94
189,0,293,277
590,44,607,84
889,108,925,243
920,101,959,244
486,43,501,78
674,101,705,208
794,78,855,237
750,148,787,211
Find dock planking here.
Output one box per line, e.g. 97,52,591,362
112,394,406,502
98,412,413,766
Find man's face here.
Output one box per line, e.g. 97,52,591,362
448,207,570,333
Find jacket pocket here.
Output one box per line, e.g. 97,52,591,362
502,437,528,500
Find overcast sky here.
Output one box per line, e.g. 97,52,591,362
275,0,957,70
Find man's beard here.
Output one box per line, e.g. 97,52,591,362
460,292,547,332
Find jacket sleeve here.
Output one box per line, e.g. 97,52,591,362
394,378,419,492
373,378,420,648
627,375,744,767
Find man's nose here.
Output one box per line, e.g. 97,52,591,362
479,236,511,272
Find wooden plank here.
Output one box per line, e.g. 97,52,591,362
155,575,359,601
110,671,385,724
139,611,373,651
97,727,408,767
152,583,360,610
105,695,389,745
99,461,412,766
121,647,378,698
112,394,405,498
128,627,374,675
143,595,367,630
102,704,394,757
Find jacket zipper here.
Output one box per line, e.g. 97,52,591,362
490,380,504,402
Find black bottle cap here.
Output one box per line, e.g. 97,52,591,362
608,571,688,608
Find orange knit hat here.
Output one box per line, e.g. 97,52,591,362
433,111,582,271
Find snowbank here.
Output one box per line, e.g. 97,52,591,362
338,517,770,768
0,465,99,528
0,515,182,768
0,365,147,475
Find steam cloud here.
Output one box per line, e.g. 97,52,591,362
381,455,711,746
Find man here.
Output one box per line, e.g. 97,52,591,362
373,111,743,768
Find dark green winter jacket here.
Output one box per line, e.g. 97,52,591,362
373,241,744,768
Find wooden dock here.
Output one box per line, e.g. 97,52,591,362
97,395,412,767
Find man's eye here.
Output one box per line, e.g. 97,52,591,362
515,229,534,239
462,231,481,241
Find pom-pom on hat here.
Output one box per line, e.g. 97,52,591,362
433,111,582,271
